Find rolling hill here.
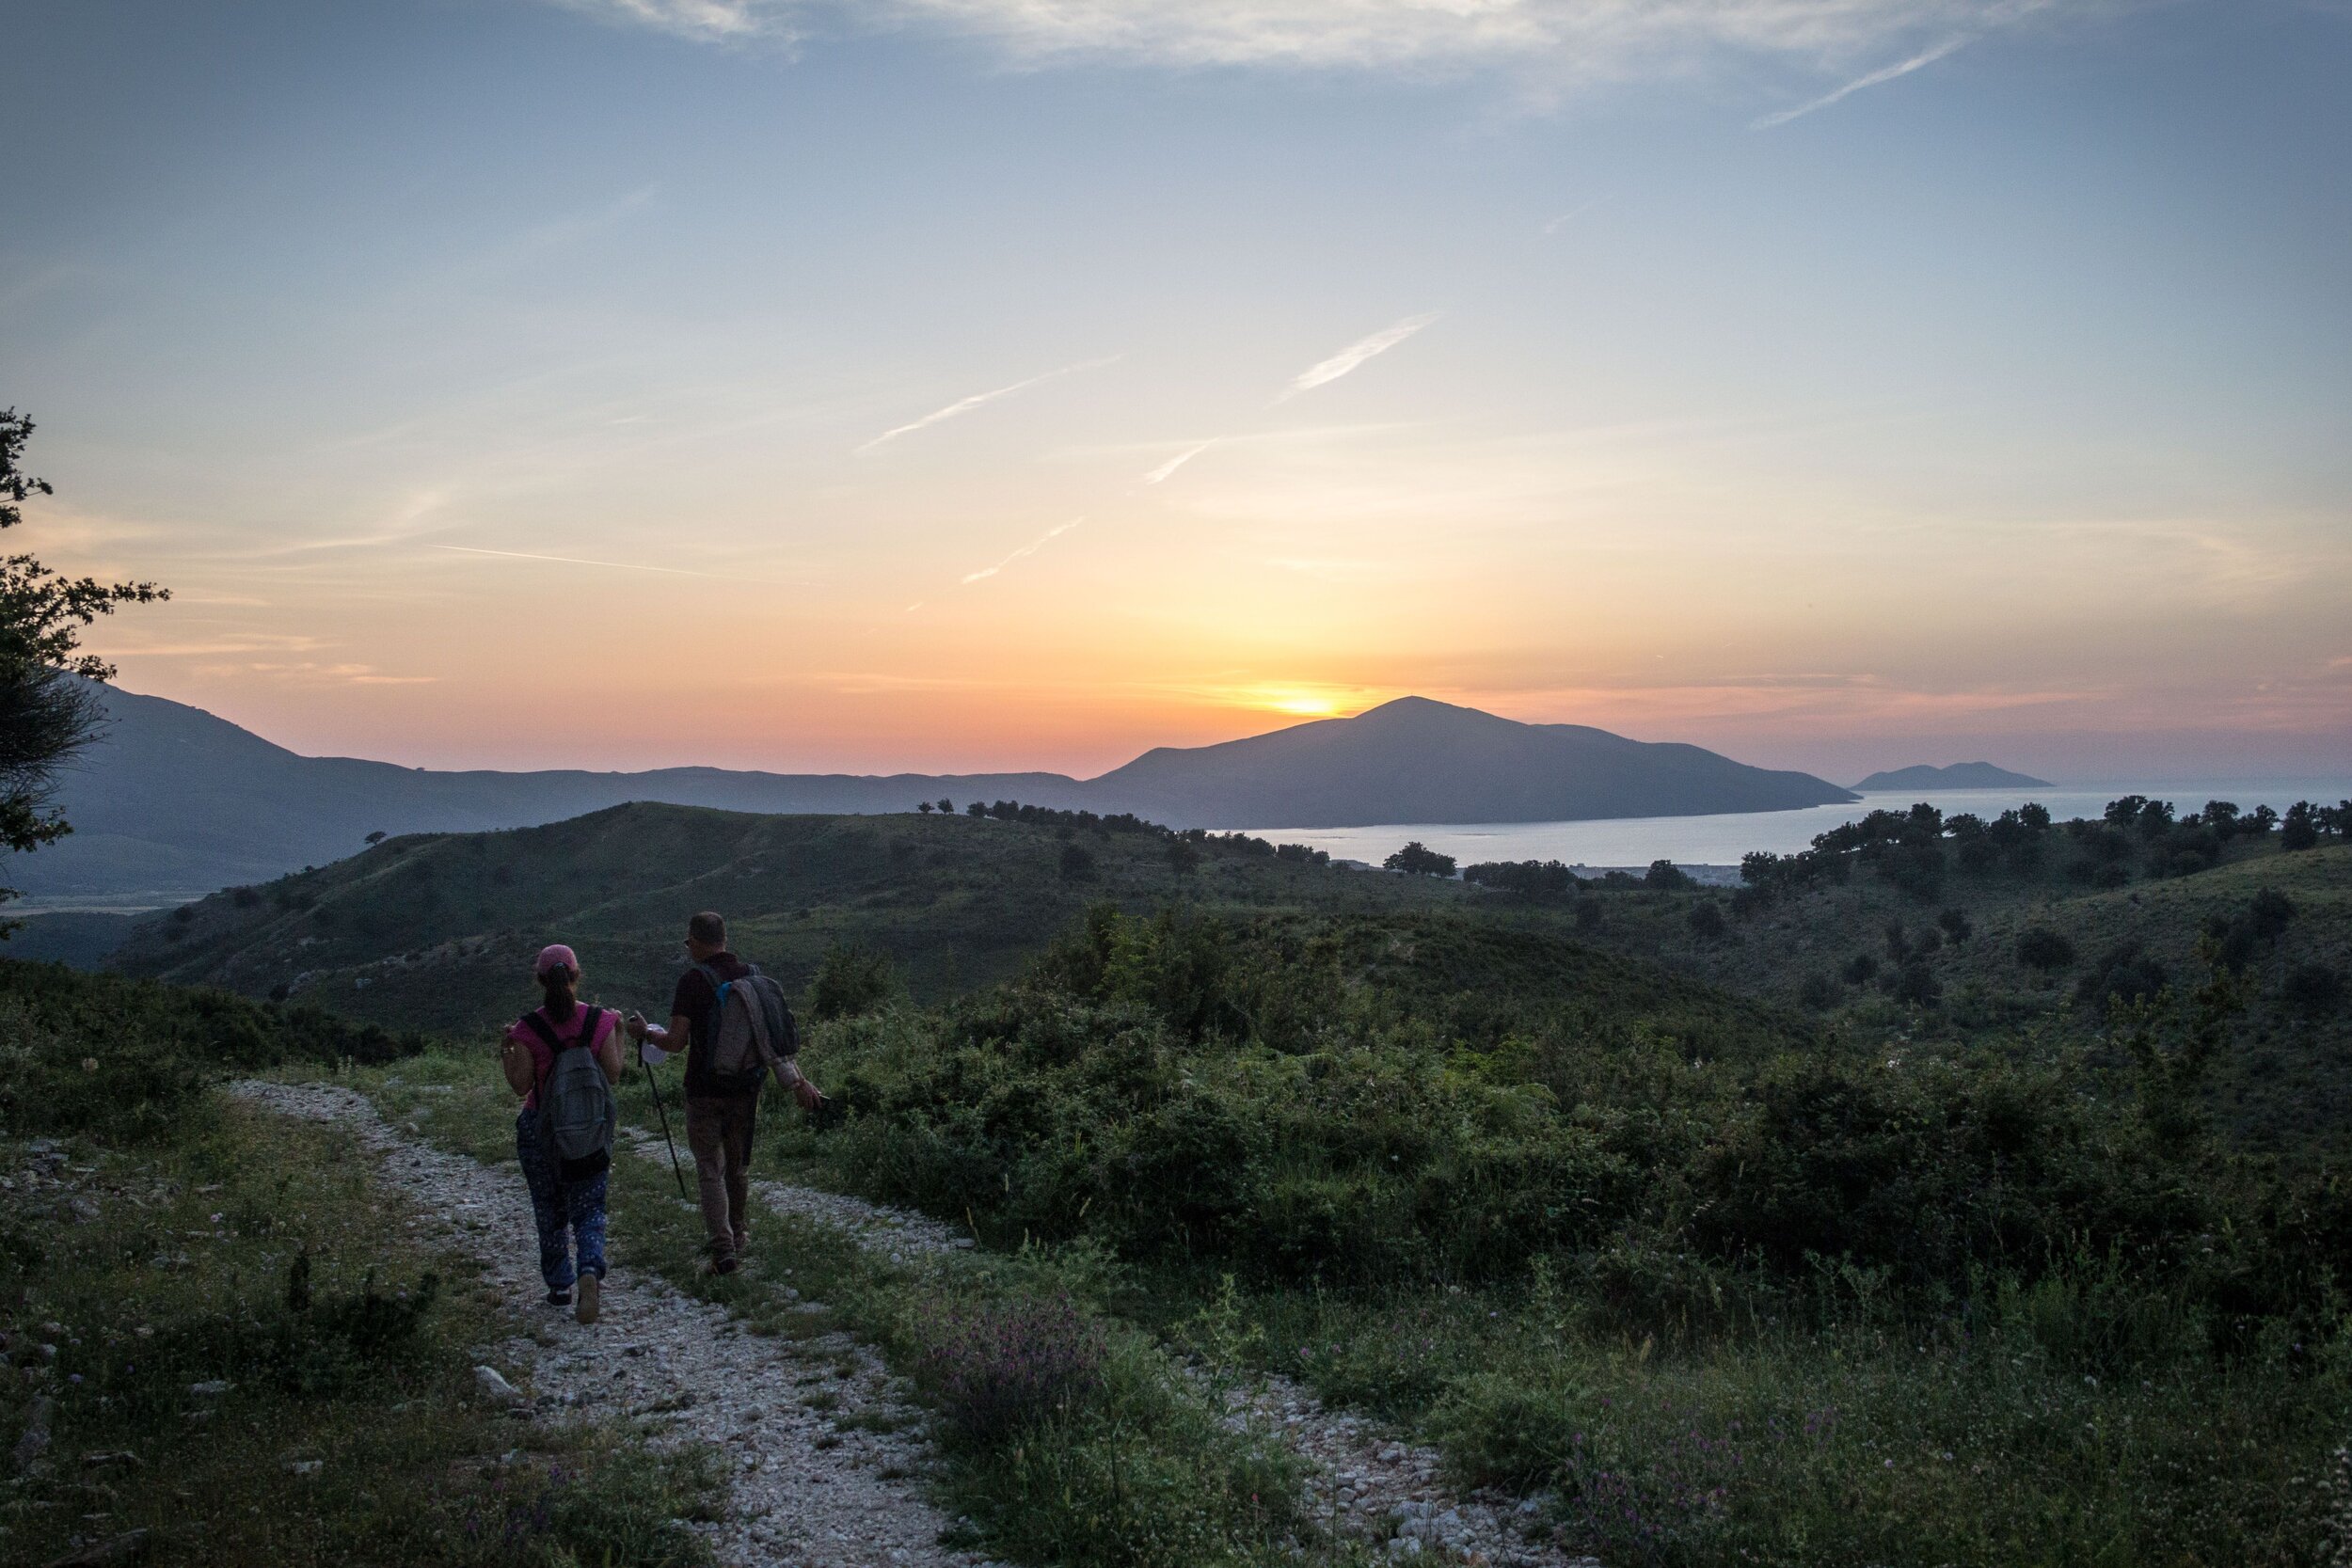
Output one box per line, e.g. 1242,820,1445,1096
105,804,1478,1035
4,686,1852,899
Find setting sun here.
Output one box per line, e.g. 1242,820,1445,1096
1241,687,1359,719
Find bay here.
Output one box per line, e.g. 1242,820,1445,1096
1247,779,2352,875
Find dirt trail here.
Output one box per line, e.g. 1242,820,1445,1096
240,1082,1589,1567
233,1082,993,1568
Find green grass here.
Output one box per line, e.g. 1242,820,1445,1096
0,1096,719,1568
745,904,2352,1568
1208,1271,2341,1568
336,1043,1317,1568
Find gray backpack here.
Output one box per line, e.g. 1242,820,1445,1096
695,963,797,1095
522,1006,616,1180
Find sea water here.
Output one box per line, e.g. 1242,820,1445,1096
1245,780,2352,874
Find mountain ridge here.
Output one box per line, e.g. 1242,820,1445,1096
5,684,1853,898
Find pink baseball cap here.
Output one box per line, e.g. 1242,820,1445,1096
533,943,580,979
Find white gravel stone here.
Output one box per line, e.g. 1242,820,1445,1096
233,1081,992,1568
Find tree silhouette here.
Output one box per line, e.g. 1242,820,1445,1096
0,409,168,913
1384,842,1456,878
364,830,387,845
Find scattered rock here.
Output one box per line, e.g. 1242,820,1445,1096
39,1529,150,1567
13,1395,55,1473
473,1366,525,1406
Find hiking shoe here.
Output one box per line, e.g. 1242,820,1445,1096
545,1289,572,1307
576,1271,601,1325
731,1229,750,1259
709,1254,740,1277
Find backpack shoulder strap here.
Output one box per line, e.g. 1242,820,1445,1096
519,1010,564,1050
574,1006,607,1048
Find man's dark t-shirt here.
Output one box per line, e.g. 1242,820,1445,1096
670,951,756,1100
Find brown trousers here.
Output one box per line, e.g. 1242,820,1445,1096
684,1094,757,1259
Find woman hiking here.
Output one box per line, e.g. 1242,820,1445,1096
498,943,624,1324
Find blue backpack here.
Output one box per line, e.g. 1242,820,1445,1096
521,1006,617,1180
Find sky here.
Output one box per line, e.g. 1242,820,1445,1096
5,0,2349,784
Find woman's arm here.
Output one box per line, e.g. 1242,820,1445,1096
595,1019,625,1084
498,1032,536,1098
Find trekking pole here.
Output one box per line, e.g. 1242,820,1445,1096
642,1058,688,1199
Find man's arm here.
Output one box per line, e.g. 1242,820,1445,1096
626,1010,693,1055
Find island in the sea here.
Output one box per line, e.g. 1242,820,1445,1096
1851,761,2053,791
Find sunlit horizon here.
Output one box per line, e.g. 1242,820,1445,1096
8,1,2349,784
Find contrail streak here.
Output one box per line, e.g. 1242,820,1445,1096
1279,313,1438,402
962,518,1083,584
1752,36,1971,129
855,356,1122,454
428,545,760,582
1142,442,1215,483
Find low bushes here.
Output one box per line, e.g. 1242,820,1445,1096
0,958,422,1139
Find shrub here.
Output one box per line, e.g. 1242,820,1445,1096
2015,928,2076,971
1841,952,1879,986
1797,973,1840,1009
912,1294,1108,1449
1687,901,1726,941
1936,908,1971,942
806,942,902,1021
1888,958,1941,1007
2282,963,2344,1014
1058,842,1097,880
2074,942,2168,1014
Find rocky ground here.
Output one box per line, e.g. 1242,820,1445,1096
238,1081,1592,1568
234,1081,995,1568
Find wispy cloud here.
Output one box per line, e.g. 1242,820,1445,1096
1751,34,1973,128
961,518,1083,584
1142,442,1216,484
855,356,1121,455
1541,197,1610,234
553,3,2056,100
557,0,772,42
1279,313,1439,403
427,544,777,582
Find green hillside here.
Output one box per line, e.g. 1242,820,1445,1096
1530,836,2352,1151
109,804,1474,1035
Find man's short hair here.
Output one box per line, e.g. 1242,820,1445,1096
688,911,726,947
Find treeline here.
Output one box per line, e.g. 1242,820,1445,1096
919,797,1331,868
1742,795,2350,904
1462,858,1697,895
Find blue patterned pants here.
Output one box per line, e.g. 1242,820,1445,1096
516,1107,608,1291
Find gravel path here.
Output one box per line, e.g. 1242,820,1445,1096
232,1082,993,1568
238,1081,1590,1567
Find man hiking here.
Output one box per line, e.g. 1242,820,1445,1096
498,943,624,1323
627,911,820,1275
